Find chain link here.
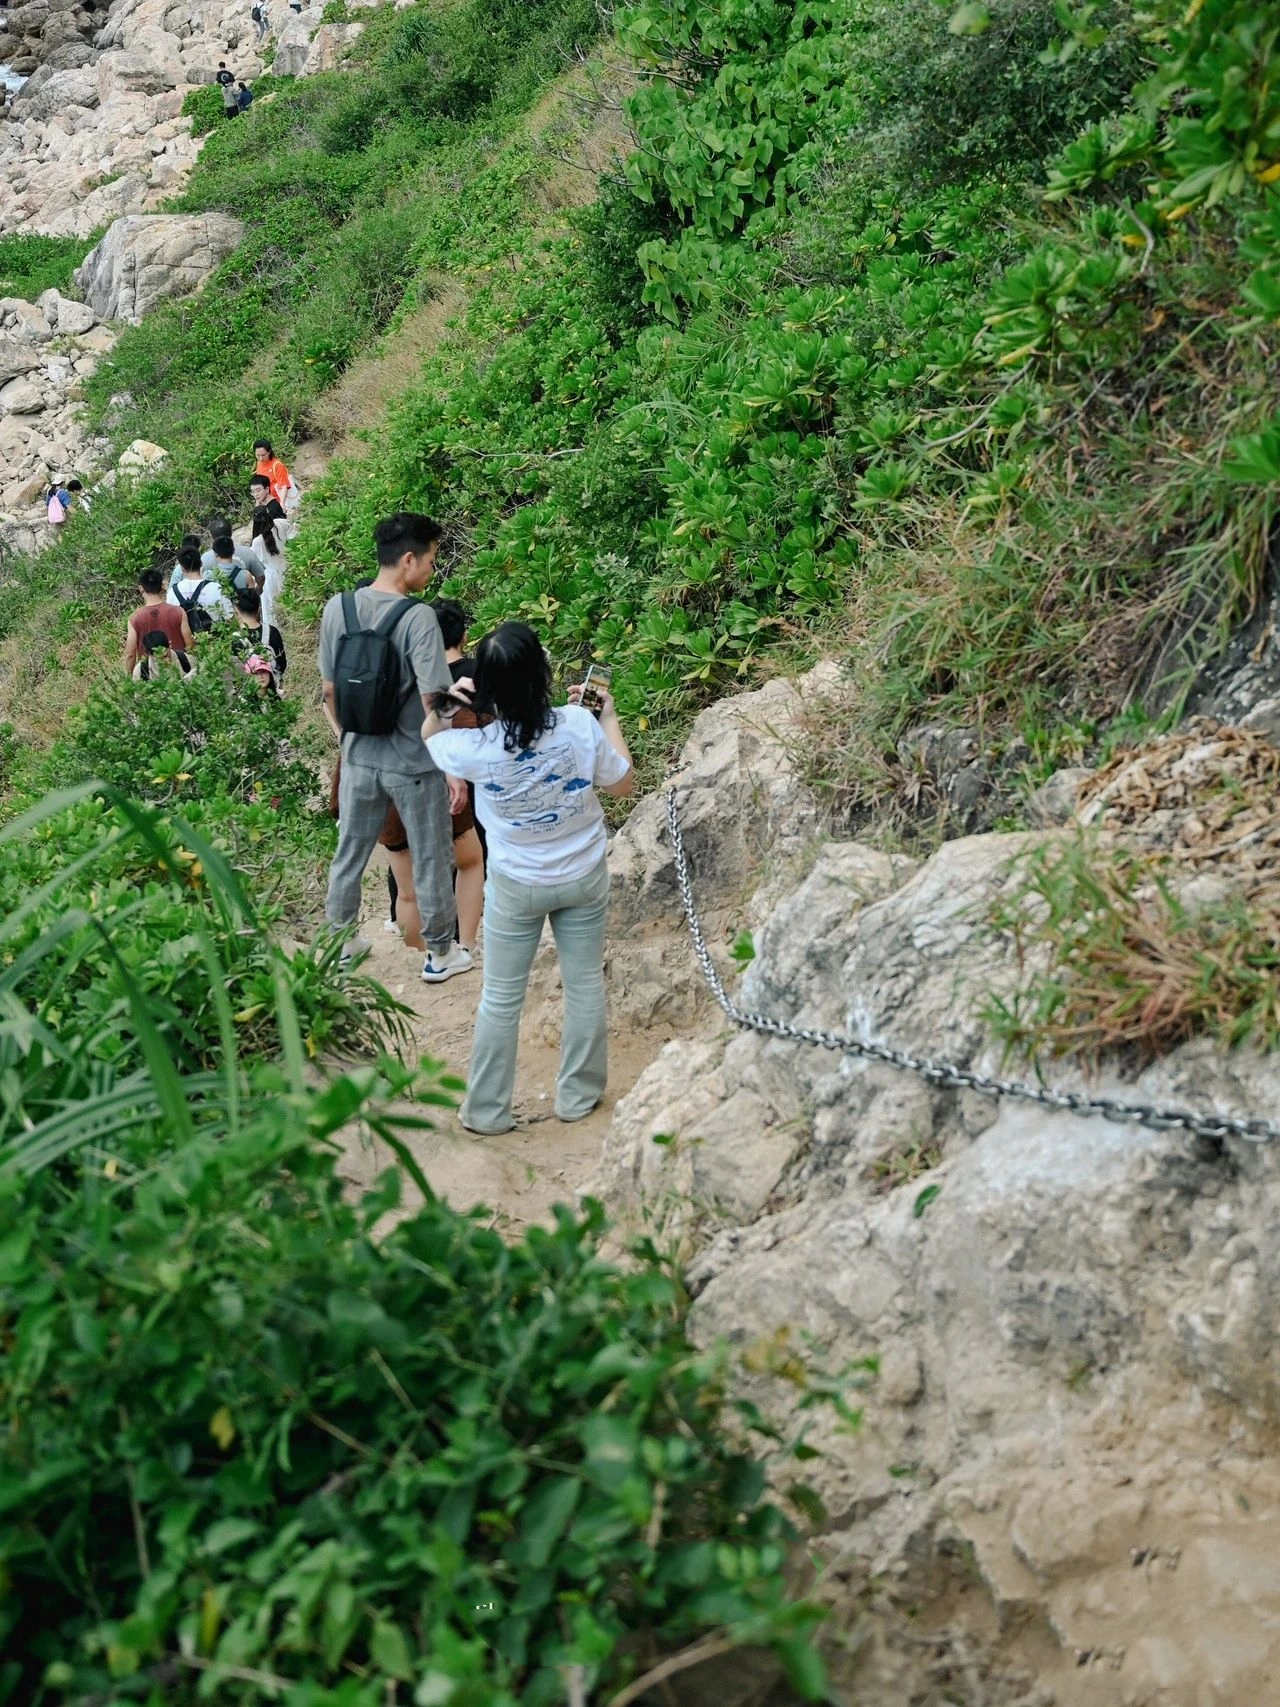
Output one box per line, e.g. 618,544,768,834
665,789,1280,1147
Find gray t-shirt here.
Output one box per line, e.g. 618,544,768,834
318,587,449,774
200,544,267,585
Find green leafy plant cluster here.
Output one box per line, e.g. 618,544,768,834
0,232,98,300
0,783,826,1706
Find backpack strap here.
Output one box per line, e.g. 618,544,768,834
341,589,359,634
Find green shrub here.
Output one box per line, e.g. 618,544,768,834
0,790,824,1704
0,232,98,300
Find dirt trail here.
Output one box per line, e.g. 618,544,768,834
336,870,670,1232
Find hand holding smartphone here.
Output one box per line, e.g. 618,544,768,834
577,662,613,717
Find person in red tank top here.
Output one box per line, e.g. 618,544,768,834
125,567,193,674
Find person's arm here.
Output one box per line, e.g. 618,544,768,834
271,625,287,676
178,613,194,650
322,680,342,741
123,620,138,673
568,682,634,797
239,545,267,580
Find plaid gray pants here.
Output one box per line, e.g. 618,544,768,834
325,761,457,955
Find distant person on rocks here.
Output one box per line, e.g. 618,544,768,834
253,439,295,511
237,80,253,111
250,503,287,628
133,631,196,682
319,511,468,978
251,5,268,43
431,596,486,958
423,621,633,1136
65,478,91,515
125,567,193,674
168,545,232,632
232,587,286,692
216,61,238,119
45,483,72,530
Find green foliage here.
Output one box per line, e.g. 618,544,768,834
0,232,98,300
0,795,823,1702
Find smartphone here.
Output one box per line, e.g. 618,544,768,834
580,662,612,716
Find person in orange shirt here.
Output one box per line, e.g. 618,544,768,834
253,438,293,507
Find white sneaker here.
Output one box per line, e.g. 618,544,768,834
422,943,474,983
382,916,400,935
340,935,373,963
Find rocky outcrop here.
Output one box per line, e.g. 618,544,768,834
271,2,324,75
0,289,115,517
75,211,244,322
594,694,1280,1706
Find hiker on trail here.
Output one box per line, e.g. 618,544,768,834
329,755,428,952
199,516,267,587
65,478,91,515
125,567,193,674
46,483,72,530
216,62,238,119
251,3,269,41
423,621,633,1136
249,474,288,528
133,631,196,682
431,596,486,959
253,440,296,512
168,545,232,631
232,587,286,693
250,504,287,629
319,511,469,981
237,80,253,111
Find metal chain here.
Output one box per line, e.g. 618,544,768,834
665,789,1280,1146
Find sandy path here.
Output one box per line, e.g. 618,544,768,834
336,869,669,1233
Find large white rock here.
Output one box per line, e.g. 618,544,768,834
0,377,46,416
75,212,245,323
596,708,1280,1707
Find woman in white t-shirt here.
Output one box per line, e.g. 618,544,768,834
250,505,287,632
424,621,633,1136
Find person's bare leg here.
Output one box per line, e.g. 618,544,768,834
454,828,484,952
385,846,425,949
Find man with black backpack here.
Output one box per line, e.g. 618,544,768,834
318,512,469,980
168,546,232,633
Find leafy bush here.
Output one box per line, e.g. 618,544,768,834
0,788,398,1139
0,789,824,1705
0,232,98,300
1,1121,823,1703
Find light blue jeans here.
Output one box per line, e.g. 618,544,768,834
461,856,610,1135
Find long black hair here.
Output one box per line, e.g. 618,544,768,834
251,505,280,557
472,621,556,755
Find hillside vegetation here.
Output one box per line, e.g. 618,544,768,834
3,0,1280,1700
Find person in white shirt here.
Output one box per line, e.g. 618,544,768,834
424,621,633,1136
250,504,287,632
167,546,233,629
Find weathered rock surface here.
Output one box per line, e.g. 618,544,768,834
75,211,244,322
595,699,1280,1706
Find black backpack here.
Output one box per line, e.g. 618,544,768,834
174,577,215,634
332,593,416,736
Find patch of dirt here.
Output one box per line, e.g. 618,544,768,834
335,859,676,1232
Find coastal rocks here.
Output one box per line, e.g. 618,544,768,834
272,4,325,75
301,20,363,75
0,290,115,520
597,708,1280,1705
75,212,245,322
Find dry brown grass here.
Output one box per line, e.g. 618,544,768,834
307,274,470,458
987,722,1280,1061
524,50,638,218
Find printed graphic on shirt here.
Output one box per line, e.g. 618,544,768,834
479,740,592,834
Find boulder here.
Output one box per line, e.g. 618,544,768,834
271,5,324,76
117,437,169,471
596,707,1280,1707
55,297,98,337
301,20,362,74
0,377,46,415
75,212,245,323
